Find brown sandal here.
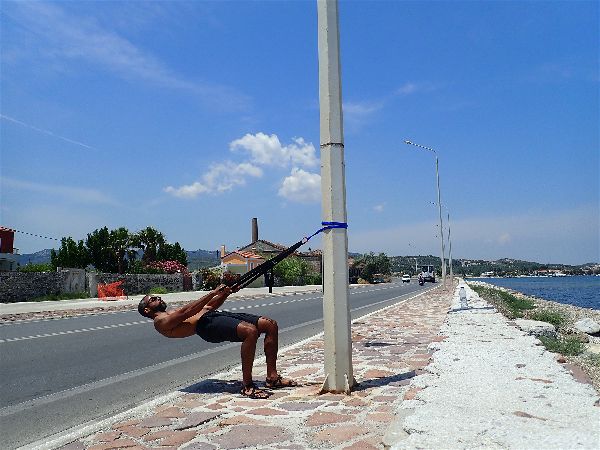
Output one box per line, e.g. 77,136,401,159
240,383,271,399
265,375,298,389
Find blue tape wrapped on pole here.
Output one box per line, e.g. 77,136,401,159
230,222,348,290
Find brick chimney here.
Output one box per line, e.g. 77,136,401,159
252,218,258,243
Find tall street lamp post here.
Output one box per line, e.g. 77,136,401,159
445,206,453,283
404,140,446,288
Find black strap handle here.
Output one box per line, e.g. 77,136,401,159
229,238,306,290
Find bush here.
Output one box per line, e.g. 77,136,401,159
128,260,188,274
273,257,320,286
469,284,534,318
528,309,566,329
538,336,585,356
30,292,90,302
146,260,188,274
201,269,221,290
128,260,162,274
586,353,600,367
304,273,322,285
18,263,54,272
222,271,241,286
148,286,168,295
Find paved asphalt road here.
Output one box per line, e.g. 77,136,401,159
0,281,429,449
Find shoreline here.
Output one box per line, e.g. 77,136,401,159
466,275,599,310
468,280,600,393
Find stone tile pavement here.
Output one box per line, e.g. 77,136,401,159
55,286,452,450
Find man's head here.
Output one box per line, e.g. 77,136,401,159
138,294,167,318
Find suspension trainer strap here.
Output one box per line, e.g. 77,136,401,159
229,221,348,291
231,239,305,290
304,221,348,241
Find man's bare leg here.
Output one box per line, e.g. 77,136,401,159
236,322,259,387
258,317,298,388
257,317,279,380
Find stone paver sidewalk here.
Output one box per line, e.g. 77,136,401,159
56,286,451,450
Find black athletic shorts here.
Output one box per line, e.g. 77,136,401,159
195,310,261,343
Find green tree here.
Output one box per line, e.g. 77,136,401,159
133,227,166,264
109,227,136,274
351,252,391,283
273,257,320,286
157,241,188,266
86,227,118,273
18,263,53,272
51,237,90,269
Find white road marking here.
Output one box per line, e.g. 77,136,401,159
0,320,149,343
1,284,414,342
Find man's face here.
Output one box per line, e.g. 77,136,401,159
146,295,167,314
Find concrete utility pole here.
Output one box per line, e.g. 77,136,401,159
317,0,354,393
404,140,446,288
446,208,453,283
435,156,447,288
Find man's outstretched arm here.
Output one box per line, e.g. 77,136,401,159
157,285,232,331
203,283,238,311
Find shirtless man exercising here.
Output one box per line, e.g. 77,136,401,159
138,284,296,399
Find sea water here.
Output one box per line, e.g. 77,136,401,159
467,275,600,310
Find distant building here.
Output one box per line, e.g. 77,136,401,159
0,227,19,271
221,248,265,273
220,218,323,283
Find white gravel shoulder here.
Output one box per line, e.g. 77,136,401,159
389,283,600,449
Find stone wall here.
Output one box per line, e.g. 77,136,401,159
89,273,185,297
1,270,201,303
58,268,86,294
0,271,61,303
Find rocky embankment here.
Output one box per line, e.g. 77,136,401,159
468,281,600,393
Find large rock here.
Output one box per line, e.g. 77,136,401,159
574,318,600,335
515,319,557,339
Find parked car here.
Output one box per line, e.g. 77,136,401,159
402,274,411,283
372,276,385,284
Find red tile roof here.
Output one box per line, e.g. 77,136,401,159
222,250,264,261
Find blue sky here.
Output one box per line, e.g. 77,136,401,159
1,1,598,265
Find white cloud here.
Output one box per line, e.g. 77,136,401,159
5,2,248,109
343,82,442,131
343,101,384,126
1,176,118,205
344,101,384,117
396,82,418,95
164,161,262,198
498,233,511,244
166,133,319,201
230,132,318,168
373,204,385,213
278,168,321,204
395,81,441,96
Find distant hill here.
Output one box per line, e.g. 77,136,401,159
388,255,598,276
16,248,597,275
186,249,221,270
17,249,53,266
